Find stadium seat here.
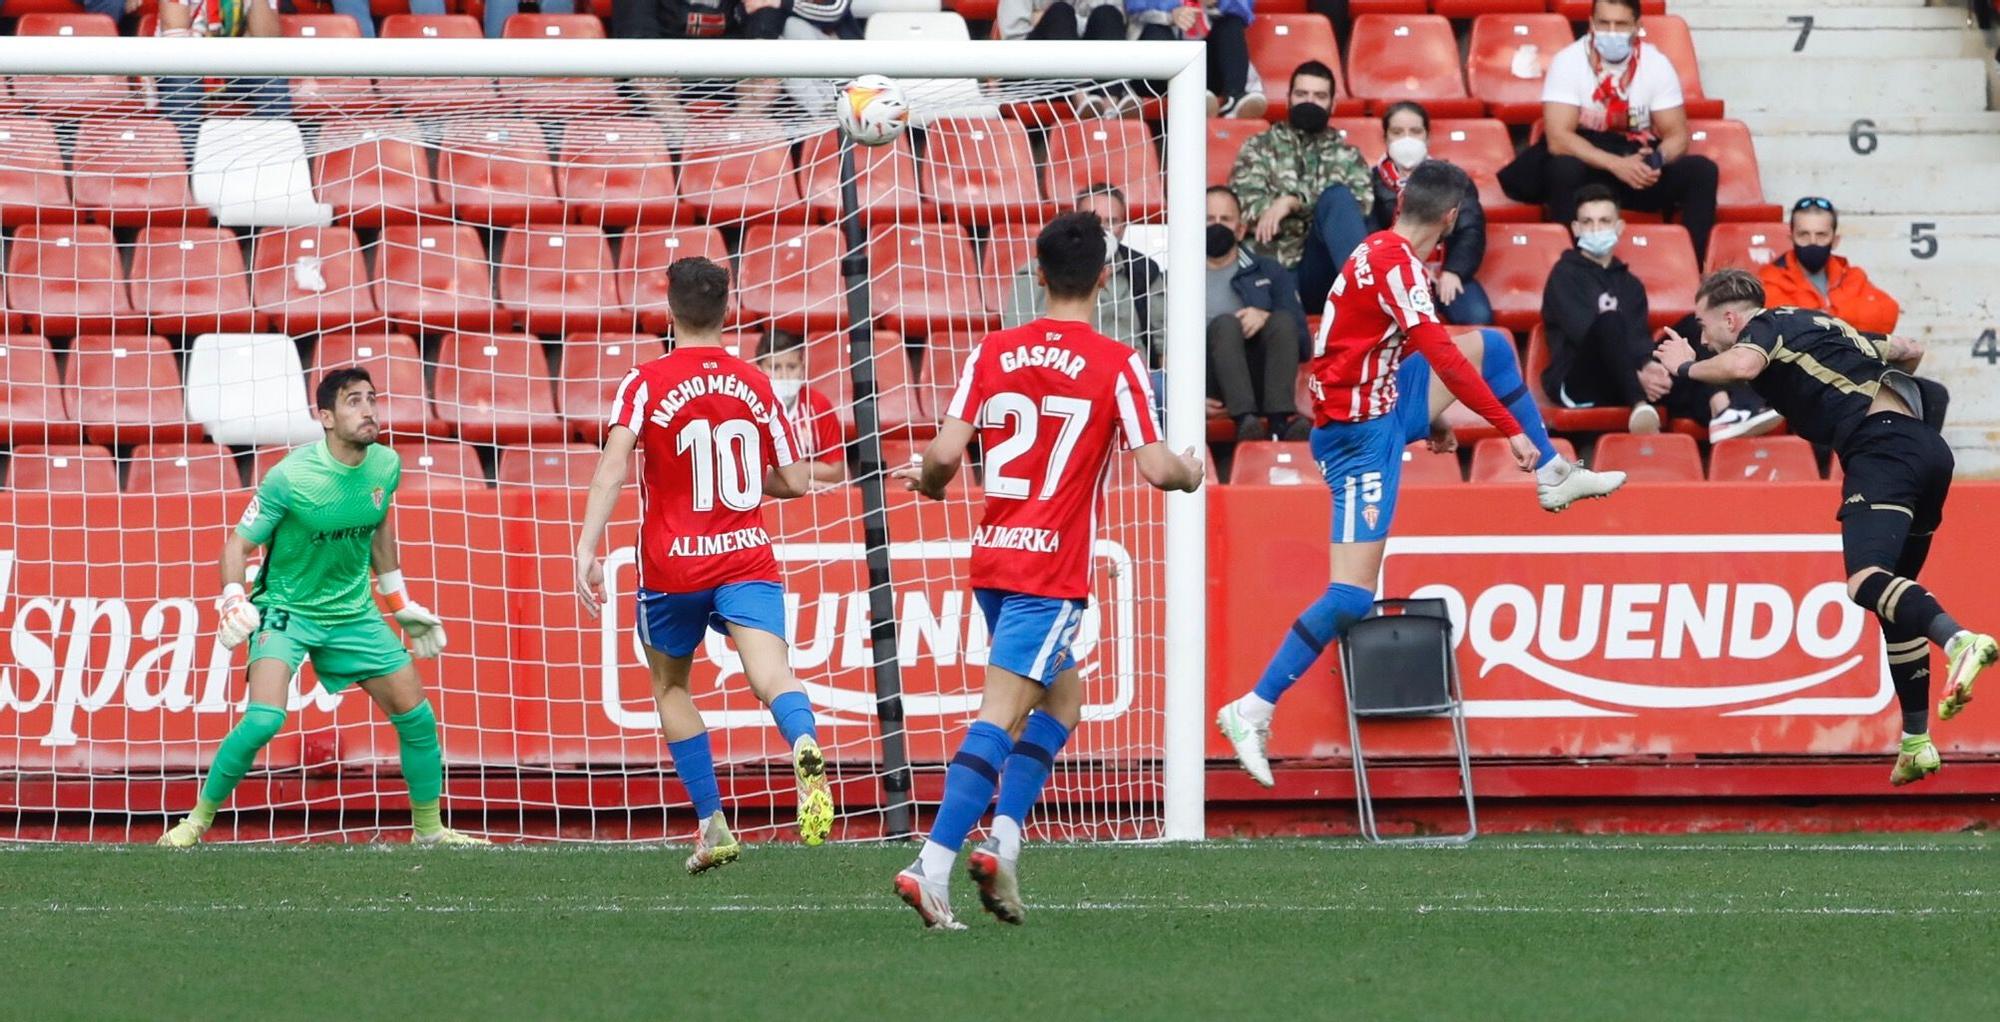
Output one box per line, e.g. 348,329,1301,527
128,443,245,494
869,224,988,334
1043,119,1163,221
376,224,504,332
1524,324,1629,433
397,441,493,492
7,65,134,124
1465,14,1573,125
1594,432,1702,482
500,15,620,118
798,128,922,227
1637,15,1722,120
737,224,848,331
67,334,202,445
1552,0,1662,17
374,15,498,115
0,117,72,227
436,119,563,227
1231,442,1317,485
185,333,322,447
1614,225,1699,329
1399,443,1464,485
313,332,439,436
191,118,334,228
315,120,444,226
557,118,678,228
14,11,117,35
1346,15,1483,118
1247,15,1362,120
433,332,565,444
678,121,805,226
1435,0,1543,17
1481,224,1571,332
617,227,731,334
1328,118,1387,167
497,224,622,334
1207,119,1268,187
497,443,601,489
1704,222,1791,275
1348,0,1423,14
1687,120,1784,222
0,335,78,446
817,332,927,439
72,117,205,228
1469,435,1579,483
6,445,119,495
922,117,1047,226
978,222,1042,318
1427,118,1537,222
923,332,978,411
129,227,261,335
279,13,363,36
1709,435,1819,483
559,333,666,441
4,224,133,336
252,226,375,334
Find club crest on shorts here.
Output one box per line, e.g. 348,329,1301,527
1362,504,1381,530
371,487,385,509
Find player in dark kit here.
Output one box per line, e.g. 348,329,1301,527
1656,268,1998,786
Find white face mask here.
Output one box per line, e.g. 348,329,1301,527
1386,136,1427,171
1592,30,1633,63
1576,226,1621,258
1104,229,1122,263
771,378,805,407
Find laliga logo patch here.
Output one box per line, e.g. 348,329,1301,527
1407,282,1436,315
237,495,261,528
371,487,385,509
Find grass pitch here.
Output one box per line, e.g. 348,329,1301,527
4,835,1997,1021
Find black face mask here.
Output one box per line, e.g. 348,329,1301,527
1286,101,1329,135
1206,223,1238,259
1794,243,1833,274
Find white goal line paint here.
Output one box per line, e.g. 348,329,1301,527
10,900,1996,917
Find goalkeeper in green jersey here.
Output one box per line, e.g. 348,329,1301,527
160,367,486,847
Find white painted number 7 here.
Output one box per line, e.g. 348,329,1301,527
982,392,1092,500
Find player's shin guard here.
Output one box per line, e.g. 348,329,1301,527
1251,583,1374,705
1479,328,1559,469
991,711,1072,859
667,732,725,820
389,700,446,833
1851,570,1965,649
767,690,818,745
922,721,1014,872
1885,626,1933,735
194,702,287,823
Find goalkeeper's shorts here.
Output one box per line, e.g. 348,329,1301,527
636,581,787,658
246,609,412,692
975,588,1087,687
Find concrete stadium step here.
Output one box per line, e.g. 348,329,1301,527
1681,7,1969,32
1831,216,2000,314
1755,161,2000,215
1698,57,1989,115
1674,0,1928,8
1737,113,2000,165
1901,323,2000,479
1686,16,1978,61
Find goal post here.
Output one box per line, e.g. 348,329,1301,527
0,37,1208,843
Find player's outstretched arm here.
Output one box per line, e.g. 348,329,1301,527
1657,328,1768,384
1405,321,1523,437
1881,335,1925,373
372,514,447,659
1133,442,1205,493
574,425,638,620
892,418,973,501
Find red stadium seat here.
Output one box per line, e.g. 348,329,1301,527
313,332,439,437
6,224,135,336
0,335,78,446
678,120,804,226
1638,15,1722,120
376,224,503,332
395,441,491,492
869,224,988,333
1704,222,1791,275
922,118,1047,226
1348,0,1424,14
1614,225,1699,328
1435,0,1543,17
1427,118,1537,222
72,117,204,228
380,12,481,35
737,224,848,331
558,118,678,228
1687,120,1783,222
500,15,621,117
128,443,244,494
1470,435,1579,483
923,332,979,414
798,128,921,227
497,443,601,489
1231,442,1318,485
1329,117,1387,167
1593,431,1702,482
1466,14,1574,125
374,16,498,115
1346,15,1482,118
130,227,261,335
433,332,565,444
6,445,119,494
816,331,926,440
14,12,117,35
67,334,201,445
1400,443,1465,485
1553,0,1662,18
283,15,376,120
1709,435,1820,483
560,333,666,441
436,119,562,227
1525,324,1629,433
315,120,443,226
1481,224,1571,332
979,222,1042,318
496,224,622,334
1208,118,1268,187
617,227,731,334
0,117,72,227
1044,118,1163,221
1247,15,1362,121
279,13,362,36
252,226,376,335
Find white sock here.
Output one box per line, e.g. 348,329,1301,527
1535,457,1571,486
991,816,1023,861
1946,630,1972,656
1236,693,1276,727
917,839,957,884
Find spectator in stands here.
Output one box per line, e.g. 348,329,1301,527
757,330,847,489
1757,196,1901,335
1123,0,1264,119
1543,185,1777,440
613,0,785,39
1206,186,1310,442
1002,183,1168,364
409,0,573,38
1230,60,1373,316
1000,0,1126,41
155,0,288,143
1497,0,1720,263
1370,101,1491,325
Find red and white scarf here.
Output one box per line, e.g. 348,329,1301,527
1587,40,1644,139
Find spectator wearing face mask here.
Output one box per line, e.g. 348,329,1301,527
1001,183,1168,364
1757,196,1901,336
1229,60,1374,316
756,329,847,489
1205,186,1311,442
1368,101,1491,326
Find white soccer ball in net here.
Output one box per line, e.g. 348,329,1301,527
836,75,911,147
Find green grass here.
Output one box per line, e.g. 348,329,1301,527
4,835,1998,1021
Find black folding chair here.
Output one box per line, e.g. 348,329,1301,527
1338,598,1476,845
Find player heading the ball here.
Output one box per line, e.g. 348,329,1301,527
161,368,485,847
574,256,835,873
891,211,1204,931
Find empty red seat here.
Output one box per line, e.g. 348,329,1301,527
816,332,925,439
1231,441,1318,485
283,15,376,119
799,128,922,226
678,121,803,226
129,443,244,494
1399,443,1464,485
497,443,601,489
1482,224,1571,332
436,119,562,227
315,120,443,226
560,333,666,441
496,224,621,334
131,227,261,335
8,16,135,121
394,440,491,493
500,15,620,117
922,118,1046,226
1247,15,1361,120
374,16,499,115
1427,118,1536,221
1044,118,1163,220
1208,119,1267,187
1348,0,1424,14
314,332,439,437
617,227,731,334
1466,14,1574,124
558,118,677,227
376,224,503,332
1525,324,1628,433
1614,225,1698,328
1470,435,1579,483
433,332,564,444
252,226,375,334
7,224,134,336
0,335,77,446
0,117,72,227
1593,432,1702,482
737,224,848,331
7,444,118,494
380,12,482,35
1687,120,1783,222
1434,0,1543,17
1329,117,1387,167
71,117,204,228
1638,15,1722,120
1704,222,1791,275
1347,15,1482,118
15,12,118,35
869,224,988,333
280,13,363,36
1710,435,1819,483
979,222,1042,318
67,334,201,445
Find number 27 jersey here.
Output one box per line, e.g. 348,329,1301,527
946,318,1162,600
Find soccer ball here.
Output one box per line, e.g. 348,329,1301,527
836,75,911,147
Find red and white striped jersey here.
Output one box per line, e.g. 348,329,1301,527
784,386,846,466
945,318,1162,600
1309,230,1441,425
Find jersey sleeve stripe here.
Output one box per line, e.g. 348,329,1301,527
766,405,799,467
1385,264,1439,331
945,343,983,421
1116,352,1162,448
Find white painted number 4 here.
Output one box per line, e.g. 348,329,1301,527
982,392,1092,500
676,419,762,512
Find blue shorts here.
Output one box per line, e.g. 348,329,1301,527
975,589,1087,687
1312,355,1433,544
636,581,787,658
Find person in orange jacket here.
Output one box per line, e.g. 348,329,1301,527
1757,196,1901,335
